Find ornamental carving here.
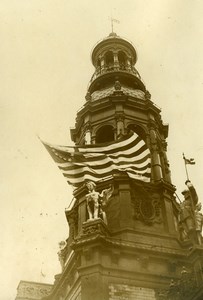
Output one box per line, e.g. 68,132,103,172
82,219,109,237
115,112,125,123
132,186,162,225
114,80,122,90
83,224,100,235
16,282,52,299
66,205,78,240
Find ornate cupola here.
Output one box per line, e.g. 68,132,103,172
89,32,144,94
70,32,171,184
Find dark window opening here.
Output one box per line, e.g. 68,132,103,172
127,124,146,141
96,125,114,143
118,51,126,70
105,51,114,70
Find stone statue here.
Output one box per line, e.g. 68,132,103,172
179,189,195,234
100,184,114,223
57,240,67,272
86,181,100,220
86,181,114,224
180,181,198,231
179,180,203,244
195,203,203,244
179,221,189,242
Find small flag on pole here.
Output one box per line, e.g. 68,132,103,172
183,154,195,165
111,18,120,24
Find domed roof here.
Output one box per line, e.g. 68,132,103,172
91,32,138,66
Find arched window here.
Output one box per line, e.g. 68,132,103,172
118,51,126,70
105,51,114,69
127,124,146,141
96,125,114,143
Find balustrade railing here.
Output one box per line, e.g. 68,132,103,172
90,63,141,83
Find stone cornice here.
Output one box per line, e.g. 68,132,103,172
72,231,188,258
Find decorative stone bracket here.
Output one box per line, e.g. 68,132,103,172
82,218,110,237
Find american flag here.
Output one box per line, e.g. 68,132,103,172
42,133,151,188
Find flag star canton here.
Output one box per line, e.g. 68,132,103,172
51,149,67,161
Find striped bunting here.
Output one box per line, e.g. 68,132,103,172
42,133,151,188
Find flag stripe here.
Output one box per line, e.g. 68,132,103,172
43,133,151,187
51,134,142,154
58,152,150,171
61,161,151,178
66,174,115,186
64,168,151,185
78,136,143,154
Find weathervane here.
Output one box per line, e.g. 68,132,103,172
109,17,120,33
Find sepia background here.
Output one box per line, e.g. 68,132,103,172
1,0,203,299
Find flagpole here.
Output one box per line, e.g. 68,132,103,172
175,192,181,203
183,153,189,181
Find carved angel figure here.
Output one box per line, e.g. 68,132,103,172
100,184,114,224
86,181,114,224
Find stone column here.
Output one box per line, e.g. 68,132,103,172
149,125,163,182
84,122,92,145
113,51,119,70
161,141,172,183
126,57,132,71
100,56,105,73
115,113,125,139
91,134,96,144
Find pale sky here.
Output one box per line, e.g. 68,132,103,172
1,1,203,299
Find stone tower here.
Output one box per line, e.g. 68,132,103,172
43,33,203,300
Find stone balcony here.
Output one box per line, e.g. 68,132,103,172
90,63,141,83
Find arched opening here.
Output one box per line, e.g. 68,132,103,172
96,125,114,143
105,51,114,70
118,51,126,70
127,124,146,142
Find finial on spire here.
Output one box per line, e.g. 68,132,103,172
109,17,120,33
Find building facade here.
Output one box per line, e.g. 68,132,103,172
15,281,53,300
17,32,203,300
